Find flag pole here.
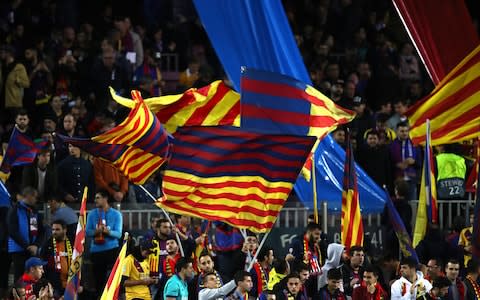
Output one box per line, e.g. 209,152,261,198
138,185,185,257
312,153,318,223
247,230,270,271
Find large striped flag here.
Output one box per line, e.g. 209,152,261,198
0,126,46,173
240,68,355,137
384,187,418,262
100,234,129,300
240,68,355,181
58,90,171,184
413,120,437,247
64,187,88,300
109,80,240,134
341,132,364,249
406,44,480,145
156,126,316,232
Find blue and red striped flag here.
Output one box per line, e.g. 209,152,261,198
341,132,364,249
58,90,171,184
157,126,316,232
240,68,355,137
240,68,354,181
0,127,46,173
64,187,88,300
384,187,419,262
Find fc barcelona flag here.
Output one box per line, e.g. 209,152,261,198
341,132,364,249
0,126,47,174
58,90,170,184
157,126,316,232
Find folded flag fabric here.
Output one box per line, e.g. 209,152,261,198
63,187,88,300
156,126,316,232
109,80,240,133
94,90,171,158
0,126,47,173
100,233,129,300
240,68,355,137
341,132,364,249
384,187,419,262
57,135,164,185
58,90,170,184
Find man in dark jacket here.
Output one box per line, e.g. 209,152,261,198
21,149,57,203
7,186,46,280
356,130,391,189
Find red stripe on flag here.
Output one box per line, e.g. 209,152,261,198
184,84,229,126
159,201,275,230
410,76,480,128
155,93,197,122
163,175,292,194
218,101,240,124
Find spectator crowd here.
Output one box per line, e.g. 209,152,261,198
0,0,479,299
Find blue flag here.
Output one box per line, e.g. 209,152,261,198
0,180,11,207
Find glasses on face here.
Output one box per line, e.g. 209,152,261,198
448,268,459,271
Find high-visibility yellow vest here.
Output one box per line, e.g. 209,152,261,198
436,153,466,180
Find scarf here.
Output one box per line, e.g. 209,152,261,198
253,262,268,295
52,237,72,272
466,275,480,300
163,253,181,278
94,208,106,244
303,234,322,273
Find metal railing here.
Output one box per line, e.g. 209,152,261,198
46,199,474,232
160,53,179,72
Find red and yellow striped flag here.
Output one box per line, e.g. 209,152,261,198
110,80,240,133
341,133,364,249
58,90,170,184
407,44,480,145
100,234,128,300
156,126,316,233
63,187,88,300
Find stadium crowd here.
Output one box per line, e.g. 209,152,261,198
0,0,479,300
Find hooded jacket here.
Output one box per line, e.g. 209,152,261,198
317,243,345,290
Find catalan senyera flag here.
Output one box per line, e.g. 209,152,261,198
109,80,240,134
413,120,437,247
57,90,170,184
406,44,480,146
0,126,46,174
341,132,364,249
64,187,88,300
156,126,316,232
100,234,128,300
239,68,355,181
384,187,419,262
